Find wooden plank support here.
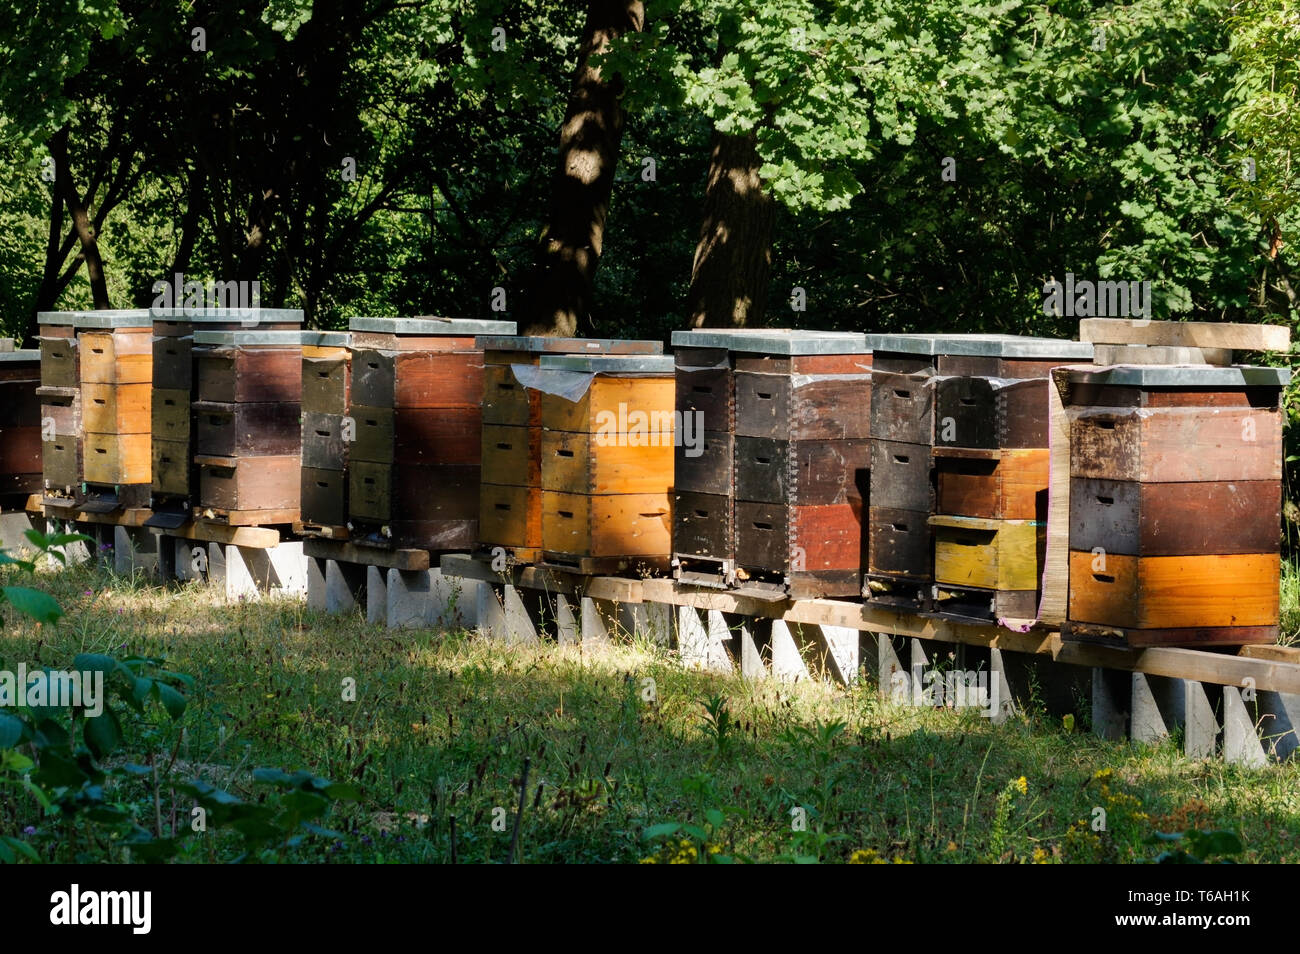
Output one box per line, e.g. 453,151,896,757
438,552,642,604
166,520,280,550
303,537,429,571
1079,317,1290,352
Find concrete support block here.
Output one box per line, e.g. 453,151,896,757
1091,668,1129,741
580,597,614,645
222,544,258,601
307,556,328,611
113,525,160,578
206,540,226,588
808,624,859,686
266,541,307,595
0,510,37,553
877,635,906,701
1130,673,1185,744
988,648,1017,724
556,594,579,646
622,602,672,645
676,606,709,669
1183,680,1218,760
909,638,930,705
1222,686,1267,768
770,620,808,682
738,619,768,680
476,584,508,640
387,568,481,630
386,568,430,629
365,566,387,625
1257,691,1300,761
47,518,90,567
325,560,365,614
705,610,734,673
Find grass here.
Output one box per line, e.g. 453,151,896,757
3,557,1300,863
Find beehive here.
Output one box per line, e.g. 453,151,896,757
535,354,676,572
345,317,515,550
36,310,155,510
149,308,303,524
864,333,1090,608
1062,365,1288,647
0,350,42,498
669,330,871,593
192,329,304,524
475,336,663,564
298,331,352,531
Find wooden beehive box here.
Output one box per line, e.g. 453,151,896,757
1061,364,1289,647
931,515,1044,619
668,330,871,592
535,353,675,572
864,333,1090,604
191,330,305,524
733,336,871,598
195,331,303,405
43,311,156,507
476,336,662,563
0,351,43,497
149,308,304,522
345,317,515,550
297,332,353,533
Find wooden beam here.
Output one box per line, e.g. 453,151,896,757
438,554,642,604
39,505,152,528
167,521,281,549
304,538,429,570
1080,318,1290,352
1092,344,1232,366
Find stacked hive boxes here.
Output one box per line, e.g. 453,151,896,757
1062,365,1289,647
193,330,304,523
299,332,354,532
0,348,42,498
347,317,515,549
727,333,872,598
36,311,156,510
927,335,1093,620
537,354,676,572
151,308,302,524
667,329,850,585
863,333,1090,606
36,313,82,504
476,336,663,564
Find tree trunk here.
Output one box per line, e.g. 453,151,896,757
686,130,775,329
29,168,68,345
48,127,111,311
525,0,644,337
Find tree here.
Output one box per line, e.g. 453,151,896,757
526,0,645,336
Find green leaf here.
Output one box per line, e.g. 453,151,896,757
642,822,682,841
322,782,360,801
155,683,187,720
0,712,23,749
252,767,293,784
2,587,63,625
83,709,122,759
